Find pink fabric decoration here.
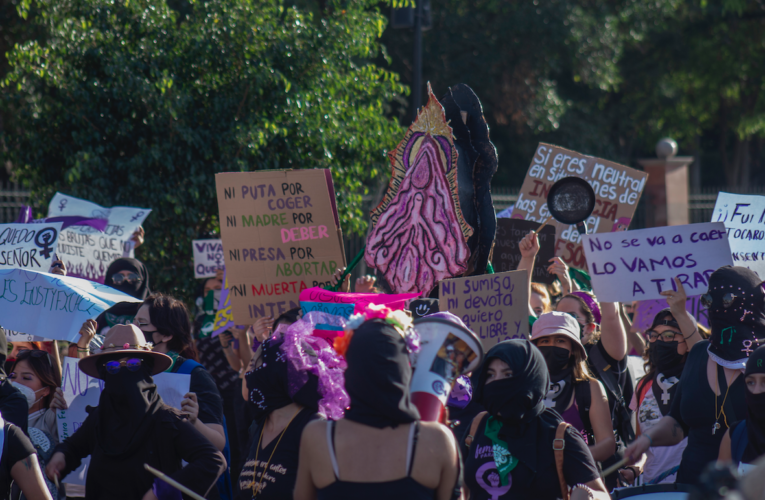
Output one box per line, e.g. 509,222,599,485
299,288,420,315
278,313,350,420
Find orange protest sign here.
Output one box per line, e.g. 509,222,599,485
512,143,647,269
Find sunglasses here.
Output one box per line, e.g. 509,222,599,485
104,358,143,375
16,349,52,365
647,330,684,343
111,273,142,285
701,292,736,309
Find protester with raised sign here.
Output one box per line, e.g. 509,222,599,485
238,312,347,499
718,344,765,475
45,325,225,499
530,312,616,463
627,304,700,485
295,318,460,500
95,257,151,332
625,266,759,484
460,339,608,500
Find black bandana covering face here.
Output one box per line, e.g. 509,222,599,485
537,345,574,413
742,345,765,463
244,336,295,422
705,266,765,366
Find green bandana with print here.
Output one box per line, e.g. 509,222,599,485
484,416,519,486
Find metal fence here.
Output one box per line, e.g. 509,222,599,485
0,184,30,223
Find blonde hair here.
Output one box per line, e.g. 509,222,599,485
531,283,552,314
572,348,593,382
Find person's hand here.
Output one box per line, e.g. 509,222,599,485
547,257,572,294
142,488,159,500
50,387,68,411
519,231,540,259
77,319,97,350
181,393,199,425
618,467,637,486
215,268,224,282
218,331,234,349
230,326,246,340
45,452,66,482
251,316,274,343
624,434,651,465
49,257,67,276
660,277,687,313
355,275,377,294
331,267,351,292
130,226,145,249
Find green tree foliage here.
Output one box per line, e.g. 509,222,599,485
2,0,404,300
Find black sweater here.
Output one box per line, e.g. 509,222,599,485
55,405,225,499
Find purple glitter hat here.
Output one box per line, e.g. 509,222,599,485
570,291,601,325
278,311,350,420
447,375,472,409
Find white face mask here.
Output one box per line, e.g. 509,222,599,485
11,381,42,408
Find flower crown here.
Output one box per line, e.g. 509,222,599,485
334,303,420,357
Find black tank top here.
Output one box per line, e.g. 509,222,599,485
316,420,436,500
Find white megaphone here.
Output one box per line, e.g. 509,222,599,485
410,313,483,422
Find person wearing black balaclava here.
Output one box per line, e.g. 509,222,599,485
237,331,324,500
0,331,28,434
626,266,761,484
462,340,608,500
718,344,765,474
70,258,152,360
627,308,698,485
294,319,460,500
46,324,224,500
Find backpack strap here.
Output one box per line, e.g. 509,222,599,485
554,421,571,500
731,421,748,465
464,411,488,448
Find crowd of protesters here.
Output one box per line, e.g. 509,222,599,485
0,226,762,500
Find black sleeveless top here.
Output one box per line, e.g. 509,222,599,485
316,420,435,500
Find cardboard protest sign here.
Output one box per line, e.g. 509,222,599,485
192,239,224,279
582,223,733,303
0,222,63,271
511,143,647,269
0,269,142,342
632,295,709,332
215,170,346,324
712,192,765,279
57,357,189,487
439,269,529,352
47,193,151,282
491,218,556,284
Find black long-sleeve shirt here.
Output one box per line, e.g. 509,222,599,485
54,405,225,500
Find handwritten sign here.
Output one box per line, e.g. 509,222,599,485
712,192,765,279
0,269,142,342
216,170,346,324
632,295,709,332
0,222,63,271
511,143,647,269
439,269,529,352
192,239,224,279
301,301,355,332
47,193,151,283
582,223,734,303
4,328,44,343
57,357,190,487
491,218,556,284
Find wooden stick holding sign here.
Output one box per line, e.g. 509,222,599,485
144,464,206,500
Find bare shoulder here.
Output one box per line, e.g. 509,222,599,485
301,418,329,445
589,378,608,400
419,421,457,452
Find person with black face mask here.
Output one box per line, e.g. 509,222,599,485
718,344,765,474
628,308,696,485
625,266,759,484
530,312,615,464
462,339,608,500
294,318,460,500
45,324,225,499
237,311,349,500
